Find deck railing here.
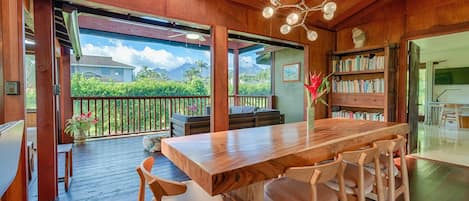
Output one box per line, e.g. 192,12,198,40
72,95,274,138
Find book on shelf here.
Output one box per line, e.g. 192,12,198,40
332,54,385,73
332,110,385,122
332,78,384,93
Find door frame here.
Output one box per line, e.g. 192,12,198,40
399,23,469,153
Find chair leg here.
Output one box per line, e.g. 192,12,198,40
70,149,73,177
388,156,395,201
400,149,410,201
374,156,385,201
65,152,70,192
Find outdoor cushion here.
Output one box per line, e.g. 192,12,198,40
230,106,258,114
326,163,374,195
143,133,170,152
172,113,210,122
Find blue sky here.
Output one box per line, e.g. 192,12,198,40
80,33,268,72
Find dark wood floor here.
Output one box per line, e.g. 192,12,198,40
28,136,469,201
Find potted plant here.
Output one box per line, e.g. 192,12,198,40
64,111,98,144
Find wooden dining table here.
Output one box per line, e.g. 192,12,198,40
161,119,409,201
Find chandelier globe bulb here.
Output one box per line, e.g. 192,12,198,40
323,2,337,14
286,13,300,25
280,24,292,34
307,30,318,41
263,7,275,18
323,12,334,21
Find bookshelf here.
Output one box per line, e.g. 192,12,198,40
328,44,397,122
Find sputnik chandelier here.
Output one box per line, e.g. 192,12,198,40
262,0,337,41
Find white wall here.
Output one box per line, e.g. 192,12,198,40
433,84,469,103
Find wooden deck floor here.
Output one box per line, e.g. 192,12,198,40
28,136,469,201
29,136,189,201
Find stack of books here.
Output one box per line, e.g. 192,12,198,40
332,78,384,93
332,110,385,122
332,55,385,72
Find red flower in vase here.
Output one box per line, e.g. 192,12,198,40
304,73,323,101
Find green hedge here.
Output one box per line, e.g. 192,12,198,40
72,74,271,97
71,75,209,97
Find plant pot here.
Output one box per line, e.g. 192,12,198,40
307,106,315,134
74,130,87,144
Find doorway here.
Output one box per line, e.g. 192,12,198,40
408,31,469,167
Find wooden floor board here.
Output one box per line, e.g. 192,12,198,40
28,136,469,201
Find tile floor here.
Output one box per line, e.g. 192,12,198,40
413,123,469,167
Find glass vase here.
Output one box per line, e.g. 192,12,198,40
307,106,315,134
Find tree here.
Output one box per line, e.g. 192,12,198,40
136,66,168,81
184,60,208,82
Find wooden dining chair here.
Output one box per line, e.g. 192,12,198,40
136,157,223,201
372,135,410,201
264,155,347,201
326,146,385,201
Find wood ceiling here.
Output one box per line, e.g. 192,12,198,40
78,15,255,50
229,0,377,30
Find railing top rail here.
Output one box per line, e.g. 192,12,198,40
71,95,273,100
71,96,211,100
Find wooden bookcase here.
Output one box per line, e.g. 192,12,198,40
328,44,397,122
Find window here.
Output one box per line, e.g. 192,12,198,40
25,54,36,109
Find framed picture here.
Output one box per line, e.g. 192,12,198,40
282,63,301,82
5,81,20,95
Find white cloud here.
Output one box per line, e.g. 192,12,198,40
82,40,192,72
203,51,211,60
240,56,255,68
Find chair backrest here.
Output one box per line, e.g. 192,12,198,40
285,155,347,201
341,146,379,165
136,157,187,201
340,146,384,201
373,135,410,201
373,135,406,155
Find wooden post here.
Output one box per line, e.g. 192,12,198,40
34,0,58,200
303,46,310,121
60,46,73,144
233,49,240,106
270,52,276,96
0,0,28,200
210,25,229,132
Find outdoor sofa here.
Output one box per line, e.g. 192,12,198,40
170,106,284,137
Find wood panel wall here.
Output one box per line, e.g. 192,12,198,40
335,0,469,123
0,0,28,200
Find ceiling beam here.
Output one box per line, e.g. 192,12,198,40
329,0,377,30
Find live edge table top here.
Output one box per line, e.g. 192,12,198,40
161,119,409,196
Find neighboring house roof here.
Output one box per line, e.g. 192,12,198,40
71,55,136,70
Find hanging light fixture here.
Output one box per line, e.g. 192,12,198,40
263,0,337,41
